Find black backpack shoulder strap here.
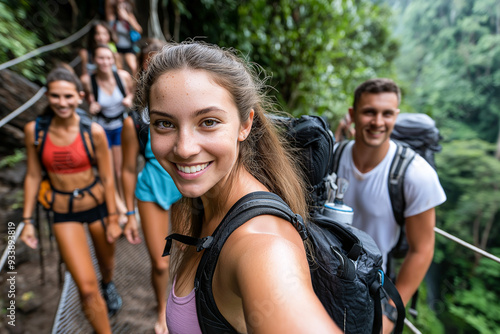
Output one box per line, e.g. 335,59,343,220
332,139,350,175
113,71,126,98
162,192,306,256
130,111,149,157
77,109,96,165
34,114,52,163
163,192,305,334
388,141,417,226
90,74,99,102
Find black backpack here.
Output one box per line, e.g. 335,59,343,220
129,110,149,158
163,115,405,334
391,113,442,171
271,115,335,209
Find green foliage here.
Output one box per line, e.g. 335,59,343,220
432,139,500,332
179,0,397,124
0,149,26,169
234,0,398,120
0,1,44,81
392,0,500,144
403,281,445,334
448,276,500,333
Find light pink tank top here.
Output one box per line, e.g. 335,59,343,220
166,277,202,334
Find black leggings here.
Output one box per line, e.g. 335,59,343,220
53,202,108,224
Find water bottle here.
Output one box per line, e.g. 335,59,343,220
323,177,353,225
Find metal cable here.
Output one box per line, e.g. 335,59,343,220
0,55,81,130
0,87,47,129
0,222,25,270
404,318,422,334
434,227,500,264
0,19,95,71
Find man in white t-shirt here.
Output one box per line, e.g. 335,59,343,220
334,78,446,333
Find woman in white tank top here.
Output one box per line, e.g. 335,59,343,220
82,44,134,222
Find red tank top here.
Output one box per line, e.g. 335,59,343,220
41,133,92,174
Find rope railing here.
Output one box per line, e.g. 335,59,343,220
0,17,90,130
0,222,25,271
434,227,500,264
0,54,81,130
0,18,95,72
0,87,47,129
404,318,422,334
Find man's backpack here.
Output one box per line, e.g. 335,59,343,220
163,115,405,334
391,113,442,171
129,111,149,157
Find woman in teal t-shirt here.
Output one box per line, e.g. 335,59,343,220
121,112,181,334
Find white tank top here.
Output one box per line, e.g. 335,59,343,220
96,85,125,130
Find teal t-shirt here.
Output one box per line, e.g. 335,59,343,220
135,130,182,210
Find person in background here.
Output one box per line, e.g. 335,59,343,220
82,44,135,224
20,66,122,333
137,41,341,333
137,38,167,72
334,112,355,142
333,78,446,333
121,38,182,334
79,21,121,84
106,0,142,76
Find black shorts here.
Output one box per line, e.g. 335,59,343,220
116,46,135,54
53,202,108,224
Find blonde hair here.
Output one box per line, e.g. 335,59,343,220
136,41,308,271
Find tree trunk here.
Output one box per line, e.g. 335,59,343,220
496,118,500,160
496,4,500,160
472,210,482,268
174,5,181,42
149,0,167,41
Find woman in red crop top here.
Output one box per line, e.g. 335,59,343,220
20,66,123,334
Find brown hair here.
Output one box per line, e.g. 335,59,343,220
87,21,116,51
352,78,401,110
138,38,167,71
136,41,308,272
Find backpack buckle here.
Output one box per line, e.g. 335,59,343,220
196,236,214,251
292,214,308,240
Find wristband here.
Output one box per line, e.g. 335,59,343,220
23,217,34,224
382,299,398,323
125,210,136,216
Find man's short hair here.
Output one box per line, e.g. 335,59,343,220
352,78,401,110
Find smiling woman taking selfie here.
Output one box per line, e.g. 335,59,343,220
136,42,341,334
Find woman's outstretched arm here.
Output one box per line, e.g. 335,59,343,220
20,122,43,249
121,116,141,244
